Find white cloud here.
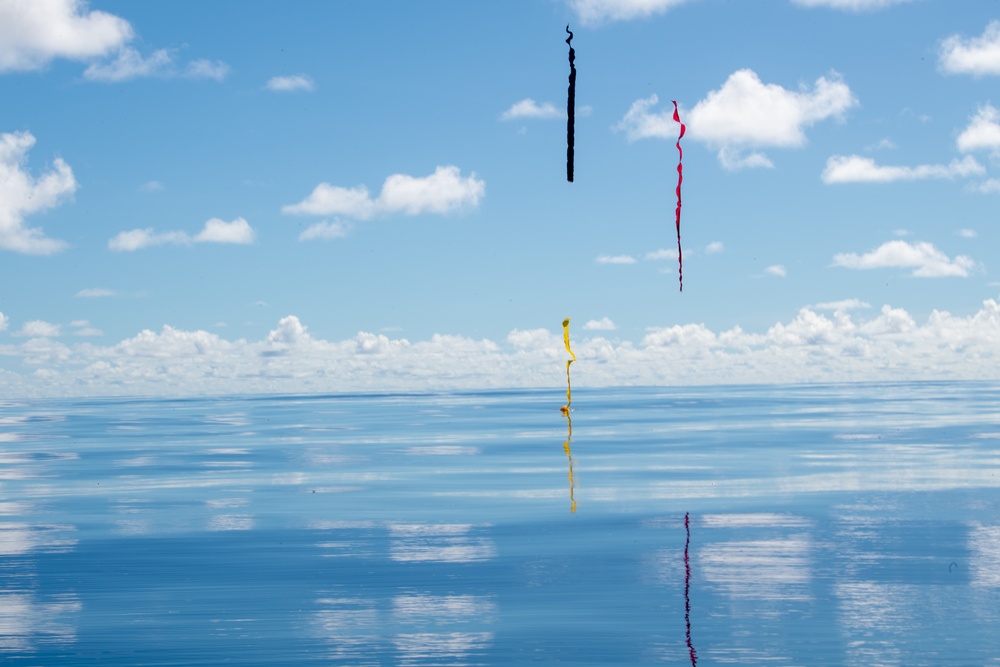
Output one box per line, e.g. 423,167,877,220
83,46,172,82
958,228,977,238
0,131,76,255
185,59,229,81
644,248,677,261
832,240,976,277
813,299,871,311
866,138,896,151
16,320,60,338
790,0,915,10
0,0,132,72
76,288,116,298
283,166,485,219
765,264,787,277
299,220,351,241
940,21,1000,76
108,218,254,251
500,99,562,121
108,228,189,251
0,311,7,331
613,94,677,141
583,317,617,331
83,46,229,83
686,69,857,168
972,178,1000,194
194,217,255,244
822,155,984,183
705,241,724,254
566,0,696,25
140,180,164,193
71,320,102,337
596,254,637,264
957,104,1000,154
4,298,1000,396
265,74,315,92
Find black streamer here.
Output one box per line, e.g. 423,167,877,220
566,25,576,182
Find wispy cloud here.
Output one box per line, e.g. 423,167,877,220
939,21,1000,76
790,0,916,10
15,320,60,338
108,217,255,251
565,0,696,25
83,46,229,83
822,155,984,183
705,241,724,254
595,254,637,264
832,240,976,277
500,99,562,121
0,0,132,72
812,299,871,311
617,70,857,169
583,317,617,331
0,131,76,255
283,166,485,219
299,220,351,241
265,74,315,92
76,288,117,298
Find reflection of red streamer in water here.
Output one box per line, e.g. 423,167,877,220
684,512,697,665
672,101,685,292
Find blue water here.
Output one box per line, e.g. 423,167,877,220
2,382,1000,665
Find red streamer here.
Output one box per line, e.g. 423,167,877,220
672,101,685,292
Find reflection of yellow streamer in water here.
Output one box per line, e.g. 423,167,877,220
561,318,577,512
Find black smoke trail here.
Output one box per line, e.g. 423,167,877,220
566,25,576,182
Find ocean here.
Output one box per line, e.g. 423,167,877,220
2,382,999,665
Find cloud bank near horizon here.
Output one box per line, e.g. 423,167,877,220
1,297,998,398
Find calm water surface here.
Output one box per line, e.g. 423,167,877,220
2,382,999,665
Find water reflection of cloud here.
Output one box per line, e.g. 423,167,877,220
392,594,497,625
0,592,82,652
389,523,497,563
393,632,494,664
969,523,1000,588
403,446,480,456
0,523,76,555
313,596,381,664
207,514,254,531
702,537,812,602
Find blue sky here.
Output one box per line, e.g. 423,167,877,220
1,0,1000,397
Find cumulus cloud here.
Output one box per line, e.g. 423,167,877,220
644,248,677,261
0,311,7,331
822,155,984,183
0,0,132,72
596,254,637,264
566,0,695,25
265,74,315,92
500,99,562,121
957,104,1000,154
705,241,724,254
790,0,915,10
0,131,76,255
584,317,617,331
971,178,1000,194
4,298,1000,397
940,21,1000,76
617,71,857,169
283,166,485,219
108,217,255,251
688,70,857,168
194,217,255,244
184,59,229,81
832,240,976,277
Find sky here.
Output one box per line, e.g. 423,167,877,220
1,0,1000,397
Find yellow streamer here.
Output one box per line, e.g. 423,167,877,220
561,317,576,512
